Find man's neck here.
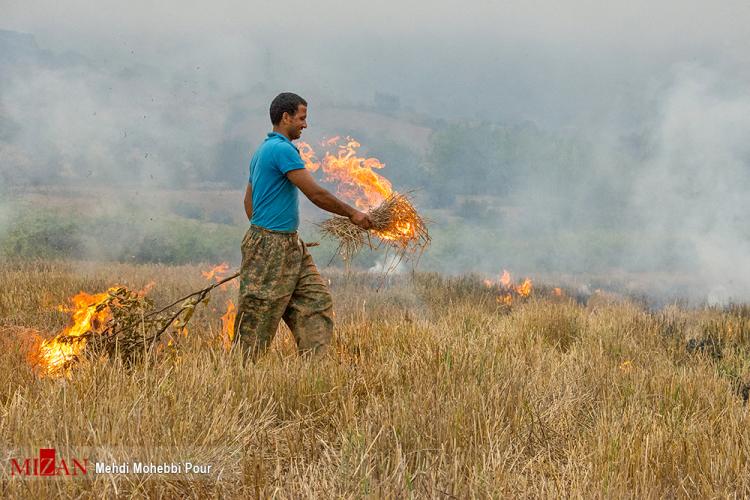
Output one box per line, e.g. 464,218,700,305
272,127,291,140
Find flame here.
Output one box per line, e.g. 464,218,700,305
298,137,422,248
202,264,237,349
297,137,393,210
485,270,533,306
202,263,230,282
500,270,511,287
30,288,118,377
497,294,513,306
516,278,533,297
202,262,237,291
553,287,562,297
221,300,236,351
372,199,417,242
298,141,320,172
323,136,340,146
138,281,156,296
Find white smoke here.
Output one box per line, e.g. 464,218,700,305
631,64,750,302
368,256,407,275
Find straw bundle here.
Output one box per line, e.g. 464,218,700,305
319,192,430,265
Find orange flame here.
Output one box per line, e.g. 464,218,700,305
297,137,393,210
323,136,340,146
500,270,511,287
201,263,230,282
298,137,421,246
202,262,237,291
485,270,533,306
371,199,417,242
497,294,514,306
298,142,320,172
138,281,156,297
553,287,562,297
30,288,117,377
516,278,532,297
221,300,236,351
201,263,238,349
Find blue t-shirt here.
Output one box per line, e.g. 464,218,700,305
248,132,306,231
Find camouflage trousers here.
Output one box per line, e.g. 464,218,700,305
234,224,333,360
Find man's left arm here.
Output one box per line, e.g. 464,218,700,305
243,182,253,220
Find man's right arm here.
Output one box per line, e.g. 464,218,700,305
286,169,373,229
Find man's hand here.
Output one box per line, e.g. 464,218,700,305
350,210,373,230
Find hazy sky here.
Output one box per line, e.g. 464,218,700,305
4,0,748,126
3,0,749,54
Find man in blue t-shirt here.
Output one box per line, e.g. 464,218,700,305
235,92,372,360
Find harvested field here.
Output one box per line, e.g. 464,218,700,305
1,259,750,497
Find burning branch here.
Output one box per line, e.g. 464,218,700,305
29,272,239,378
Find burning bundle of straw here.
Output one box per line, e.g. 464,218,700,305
318,192,430,264
297,137,431,267
29,273,238,377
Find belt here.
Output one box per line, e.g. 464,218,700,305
249,225,305,251
250,224,298,237
248,225,320,250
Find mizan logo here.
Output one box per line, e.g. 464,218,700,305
10,448,88,476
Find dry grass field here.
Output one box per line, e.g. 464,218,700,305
1,259,750,498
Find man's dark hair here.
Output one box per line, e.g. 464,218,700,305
270,92,307,125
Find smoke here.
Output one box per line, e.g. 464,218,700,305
0,56,233,187
368,257,407,275
628,64,750,301
1,2,749,301
402,60,750,304
0,199,10,246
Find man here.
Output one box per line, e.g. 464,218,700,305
235,92,373,360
